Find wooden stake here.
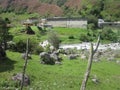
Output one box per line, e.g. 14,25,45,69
20,38,29,90
80,35,100,90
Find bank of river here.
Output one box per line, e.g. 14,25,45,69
60,43,120,50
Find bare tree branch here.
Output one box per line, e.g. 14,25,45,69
93,35,100,54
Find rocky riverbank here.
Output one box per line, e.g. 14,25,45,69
60,43,120,50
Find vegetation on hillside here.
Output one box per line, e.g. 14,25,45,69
0,0,119,30
0,0,120,21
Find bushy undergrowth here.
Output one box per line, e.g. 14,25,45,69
8,36,44,54
47,30,60,50
100,28,118,42
8,26,119,46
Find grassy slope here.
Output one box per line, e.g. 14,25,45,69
0,51,120,90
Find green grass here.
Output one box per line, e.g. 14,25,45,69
1,12,119,44
52,27,89,44
0,12,120,90
9,26,119,44
0,12,40,26
0,51,120,90
9,26,46,43
9,26,90,44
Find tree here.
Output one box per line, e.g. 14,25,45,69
0,18,9,49
0,18,8,59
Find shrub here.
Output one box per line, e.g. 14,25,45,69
87,15,98,29
87,32,91,36
15,40,26,52
25,26,35,35
32,45,44,55
12,36,43,54
79,34,93,42
47,30,60,50
7,41,17,51
68,35,75,39
87,23,96,30
101,28,117,42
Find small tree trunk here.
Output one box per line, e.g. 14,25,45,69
20,38,29,90
80,35,100,90
0,45,6,59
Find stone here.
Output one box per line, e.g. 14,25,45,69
81,54,87,59
94,51,102,58
12,73,30,86
91,75,99,84
63,48,73,55
93,58,100,62
116,60,120,64
107,57,115,61
55,61,62,65
92,78,99,84
39,52,55,65
21,53,32,60
40,51,62,65
68,54,77,60
50,53,59,61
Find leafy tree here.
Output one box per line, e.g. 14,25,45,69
0,18,8,49
0,18,8,58
57,0,67,6
101,0,120,21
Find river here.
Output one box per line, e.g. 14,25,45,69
60,42,120,50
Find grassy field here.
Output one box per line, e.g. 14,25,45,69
9,26,97,44
53,27,89,44
0,51,120,90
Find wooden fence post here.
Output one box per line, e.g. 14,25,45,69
80,35,100,90
20,38,29,90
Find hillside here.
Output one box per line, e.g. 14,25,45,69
0,0,120,21
0,0,63,16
